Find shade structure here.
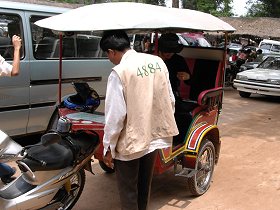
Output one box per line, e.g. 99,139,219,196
35,2,235,33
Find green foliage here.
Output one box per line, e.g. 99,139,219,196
247,0,280,17
181,0,233,16
50,0,235,16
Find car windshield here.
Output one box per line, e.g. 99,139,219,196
260,43,272,50
258,57,280,70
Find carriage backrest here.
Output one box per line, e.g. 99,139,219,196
180,47,224,101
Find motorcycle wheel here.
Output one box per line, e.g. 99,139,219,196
99,160,115,173
187,139,215,196
59,169,86,209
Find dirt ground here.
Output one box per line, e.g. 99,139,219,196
2,88,280,210
74,89,280,210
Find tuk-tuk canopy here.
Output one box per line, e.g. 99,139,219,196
35,2,235,34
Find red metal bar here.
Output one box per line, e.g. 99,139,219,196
59,33,62,104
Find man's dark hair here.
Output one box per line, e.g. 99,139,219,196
100,30,130,52
158,33,183,53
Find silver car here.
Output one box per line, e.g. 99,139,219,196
234,56,280,98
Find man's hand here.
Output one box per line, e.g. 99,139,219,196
11,35,21,76
177,72,190,81
12,35,22,51
103,150,114,169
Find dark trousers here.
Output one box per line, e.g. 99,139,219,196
0,163,14,178
114,150,158,210
173,112,192,146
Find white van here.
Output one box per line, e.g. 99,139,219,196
258,39,280,54
0,1,112,137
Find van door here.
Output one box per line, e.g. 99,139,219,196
25,13,112,134
0,11,30,136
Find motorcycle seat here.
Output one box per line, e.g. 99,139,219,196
65,131,99,164
22,143,74,171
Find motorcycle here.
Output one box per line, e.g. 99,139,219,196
0,116,99,210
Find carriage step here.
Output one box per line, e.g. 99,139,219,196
175,168,197,178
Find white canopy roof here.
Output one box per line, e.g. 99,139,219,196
35,2,235,33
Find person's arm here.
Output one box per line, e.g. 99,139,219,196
11,35,22,76
103,71,126,168
175,54,191,84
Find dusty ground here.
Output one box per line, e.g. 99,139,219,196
74,89,280,210
2,88,280,210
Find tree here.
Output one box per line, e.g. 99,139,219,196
247,0,280,17
181,0,233,16
50,0,234,16
172,0,179,8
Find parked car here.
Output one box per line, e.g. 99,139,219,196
234,55,280,98
258,39,280,54
239,53,275,72
179,32,211,47
239,61,261,72
218,42,241,49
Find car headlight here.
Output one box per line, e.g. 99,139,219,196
236,75,248,80
267,79,280,85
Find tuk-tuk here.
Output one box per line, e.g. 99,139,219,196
36,2,235,196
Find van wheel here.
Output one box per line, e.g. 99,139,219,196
239,91,251,98
187,140,215,196
47,109,59,131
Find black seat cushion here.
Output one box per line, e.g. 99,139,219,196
22,143,73,171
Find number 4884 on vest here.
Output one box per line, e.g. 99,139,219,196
137,62,162,78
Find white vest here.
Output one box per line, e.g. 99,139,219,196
113,50,178,156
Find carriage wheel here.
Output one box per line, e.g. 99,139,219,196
187,139,215,196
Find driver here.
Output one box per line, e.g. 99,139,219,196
158,33,192,146
158,33,191,99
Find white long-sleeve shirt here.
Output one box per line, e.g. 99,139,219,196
103,70,174,161
0,55,12,77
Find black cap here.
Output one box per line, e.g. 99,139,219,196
158,33,183,53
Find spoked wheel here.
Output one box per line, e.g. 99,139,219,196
58,169,86,210
187,140,215,196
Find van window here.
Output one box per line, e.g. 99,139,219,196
271,44,280,53
0,13,24,60
30,16,106,59
259,43,272,50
